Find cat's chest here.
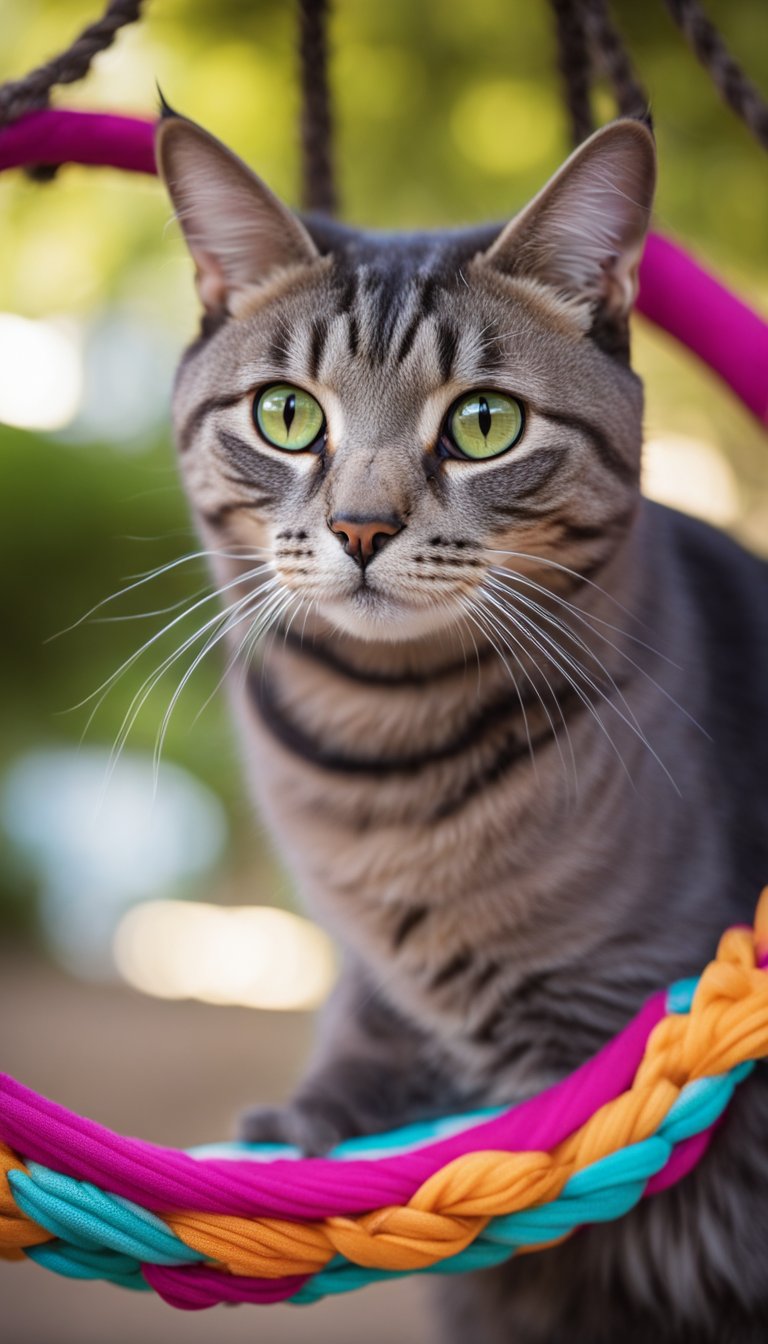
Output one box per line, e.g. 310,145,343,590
236,647,664,1087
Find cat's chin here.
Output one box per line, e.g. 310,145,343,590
320,588,458,644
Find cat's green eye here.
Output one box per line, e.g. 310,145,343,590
447,391,524,460
254,384,325,451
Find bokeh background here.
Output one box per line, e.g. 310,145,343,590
1,1,766,1340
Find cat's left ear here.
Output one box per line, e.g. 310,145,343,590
480,119,656,339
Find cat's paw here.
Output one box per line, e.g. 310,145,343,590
237,1103,349,1156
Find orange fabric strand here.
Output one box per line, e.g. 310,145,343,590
166,1211,332,1277
0,1144,52,1255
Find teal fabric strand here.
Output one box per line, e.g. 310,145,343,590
9,1164,199,1265
27,1241,151,1290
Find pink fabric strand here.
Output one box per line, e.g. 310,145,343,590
636,232,768,425
142,1263,308,1309
0,994,665,1221
0,109,156,175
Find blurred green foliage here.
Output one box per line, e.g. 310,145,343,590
0,0,766,930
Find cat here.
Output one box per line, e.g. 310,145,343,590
155,108,768,1343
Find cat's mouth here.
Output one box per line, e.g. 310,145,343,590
320,576,461,643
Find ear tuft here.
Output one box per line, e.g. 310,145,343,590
481,120,656,345
155,115,320,316
155,84,180,121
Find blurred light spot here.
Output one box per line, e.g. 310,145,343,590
0,313,83,430
451,80,560,176
642,433,740,526
64,312,177,450
114,901,336,1011
1,748,226,978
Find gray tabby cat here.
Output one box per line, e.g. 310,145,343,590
155,109,768,1343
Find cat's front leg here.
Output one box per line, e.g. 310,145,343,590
238,957,463,1154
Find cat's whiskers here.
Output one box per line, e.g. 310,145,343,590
484,545,644,625
464,592,576,795
192,583,297,731
484,574,646,742
105,576,281,781
449,601,485,700
156,580,296,772
477,585,636,791
153,581,288,767
487,566,707,738
481,583,681,795
459,597,540,784
484,578,667,791
47,545,271,642
92,584,213,623
72,562,274,719
298,597,316,649
486,562,678,666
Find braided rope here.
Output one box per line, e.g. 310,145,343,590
0,1,145,128
298,0,337,216
663,0,768,151
548,0,595,147
582,0,649,122
1,893,766,1307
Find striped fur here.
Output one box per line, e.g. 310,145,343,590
158,116,768,1342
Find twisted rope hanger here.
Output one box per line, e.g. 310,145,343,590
548,0,768,152
0,0,337,209
0,0,145,160
1,893,767,1308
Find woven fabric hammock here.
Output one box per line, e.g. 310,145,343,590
2,891,767,1309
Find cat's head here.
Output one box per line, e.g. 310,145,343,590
156,113,655,644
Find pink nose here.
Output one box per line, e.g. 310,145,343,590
329,514,403,566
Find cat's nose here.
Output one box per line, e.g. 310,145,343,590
328,514,404,567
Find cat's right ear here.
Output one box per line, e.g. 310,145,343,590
155,111,319,316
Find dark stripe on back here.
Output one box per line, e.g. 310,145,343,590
392,904,429,949
334,267,359,316
419,274,438,315
472,961,501,993
492,1037,534,1070
429,949,474,990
